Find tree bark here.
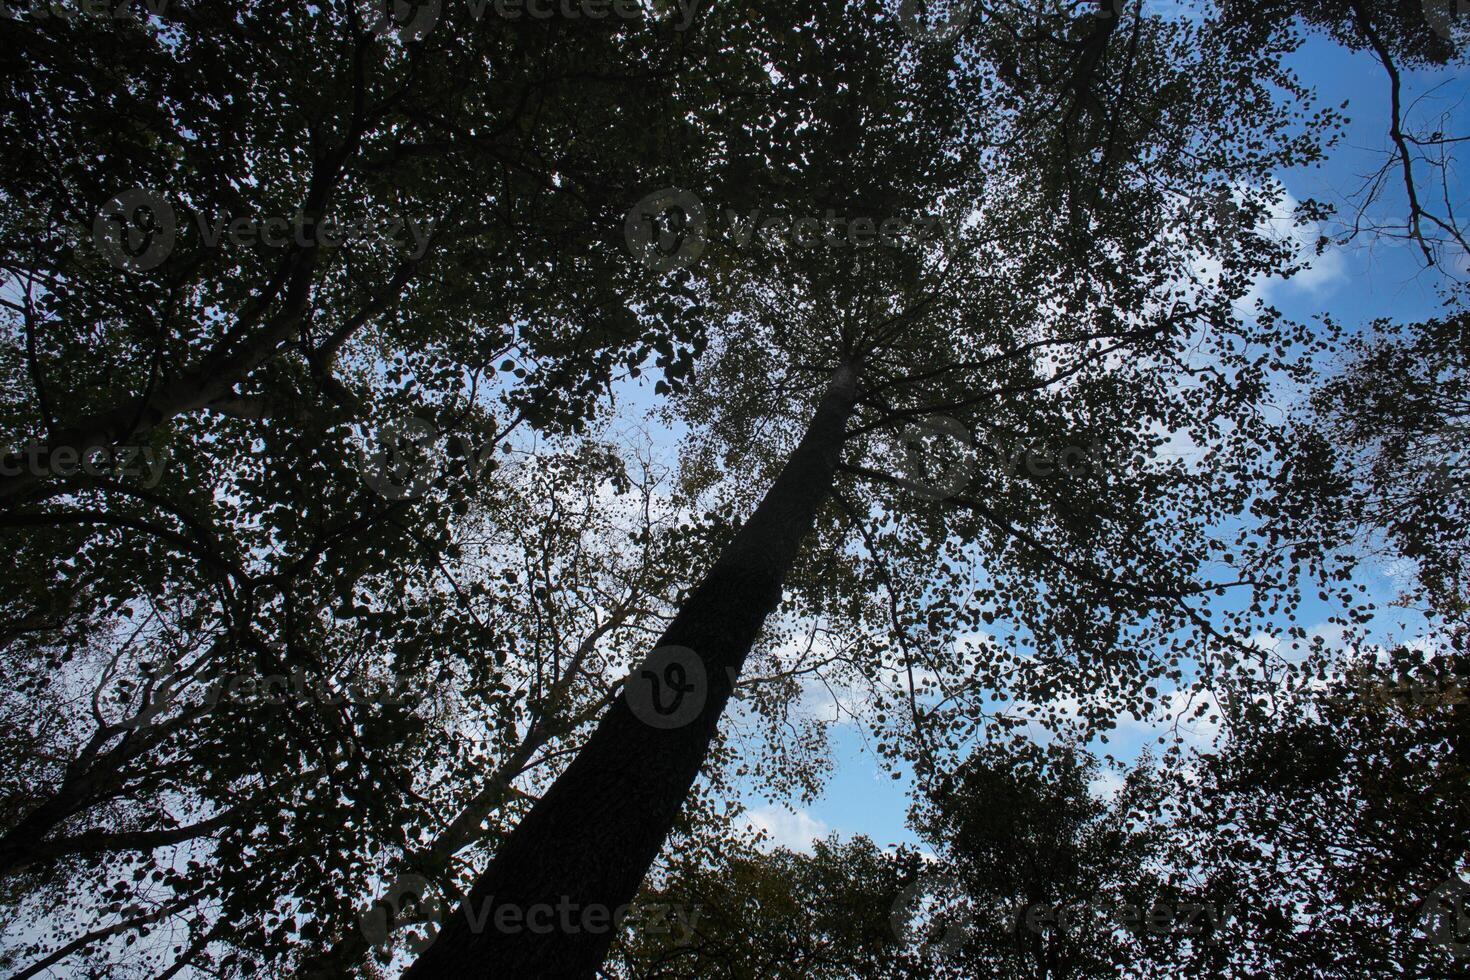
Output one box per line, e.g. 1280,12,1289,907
402,364,859,979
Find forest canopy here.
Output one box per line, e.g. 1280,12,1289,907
0,1,1465,977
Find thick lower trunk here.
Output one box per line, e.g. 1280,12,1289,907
402,365,859,979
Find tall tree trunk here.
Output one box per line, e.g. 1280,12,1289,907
403,364,859,979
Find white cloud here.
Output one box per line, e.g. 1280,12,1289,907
1240,621,1350,674
1178,183,1348,311
744,805,831,853
1124,686,1224,749
1089,769,1126,801
797,673,867,723
1248,188,1348,306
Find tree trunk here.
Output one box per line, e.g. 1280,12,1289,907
402,364,859,979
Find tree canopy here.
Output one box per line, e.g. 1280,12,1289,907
0,0,1466,977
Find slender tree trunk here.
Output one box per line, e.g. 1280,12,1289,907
403,364,859,979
